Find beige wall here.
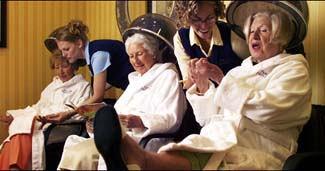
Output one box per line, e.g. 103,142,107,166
0,1,324,142
304,1,325,105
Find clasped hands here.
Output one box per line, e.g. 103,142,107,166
189,58,224,94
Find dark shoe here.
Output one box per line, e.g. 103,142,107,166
94,106,128,170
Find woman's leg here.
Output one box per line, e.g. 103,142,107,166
121,135,191,170
93,105,191,170
0,134,32,170
94,105,128,170
0,117,36,170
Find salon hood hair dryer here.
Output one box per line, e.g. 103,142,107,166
122,13,177,64
226,1,309,50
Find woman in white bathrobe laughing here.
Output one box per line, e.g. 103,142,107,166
93,7,312,171
57,32,187,170
0,51,91,170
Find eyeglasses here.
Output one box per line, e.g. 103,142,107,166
190,16,217,25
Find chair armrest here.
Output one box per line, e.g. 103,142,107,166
43,121,87,145
139,132,178,149
139,101,202,149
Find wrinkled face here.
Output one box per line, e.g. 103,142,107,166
54,60,75,82
190,3,216,41
56,40,84,63
127,43,155,75
248,15,280,62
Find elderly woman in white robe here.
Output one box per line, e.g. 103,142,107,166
0,52,91,170
57,32,187,170
93,8,311,170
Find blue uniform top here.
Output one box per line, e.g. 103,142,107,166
85,40,134,90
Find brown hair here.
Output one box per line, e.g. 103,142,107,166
55,20,89,46
49,50,81,71
174,0,225,28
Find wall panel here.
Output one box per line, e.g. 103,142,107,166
305,1,325,104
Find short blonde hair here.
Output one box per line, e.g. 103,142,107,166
243,11,294,50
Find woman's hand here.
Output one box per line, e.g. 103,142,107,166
188,58,200,84
119,114,145,129
195,58,211,93
189,58,210,93
36,111,74,124
189,58,225,93
205,62,224,84
0,114,13,126
75,103,106,116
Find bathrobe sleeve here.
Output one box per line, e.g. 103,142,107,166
186,81,220,126
138,69,187,136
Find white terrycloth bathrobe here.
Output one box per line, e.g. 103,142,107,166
159,53,312,170
115,62,187,148
58,63,187,170
0,74,91,170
